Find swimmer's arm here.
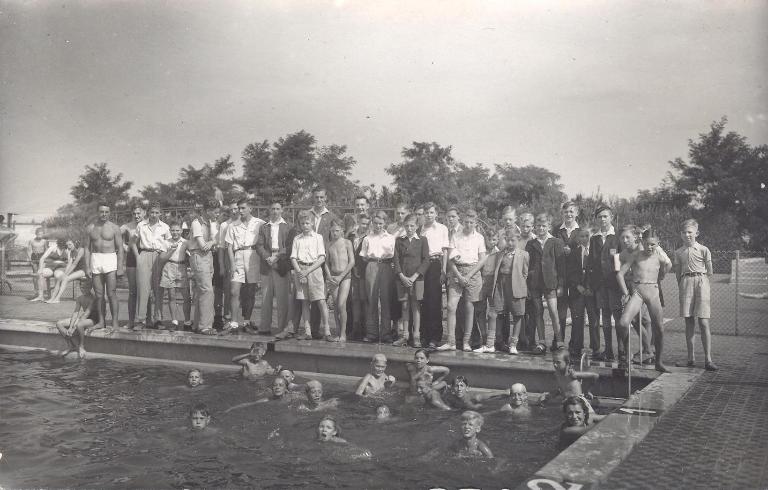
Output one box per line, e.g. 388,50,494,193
223,400,267,413
616,258,633,297
430,365,450,384
478,440,494,458
572,370,599,381
354,374,373,396
429,392,452,411
231,352,253,364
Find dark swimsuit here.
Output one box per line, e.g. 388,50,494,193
123,228,137,268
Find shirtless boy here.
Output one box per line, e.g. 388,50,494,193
231,342,281,379
355,353,396,396
85,204,124,330
454,411,493,458
617,227,673,372
300,380,339,411
499,383,533,417
324,220,354,342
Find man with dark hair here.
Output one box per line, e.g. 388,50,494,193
85,204,124,330
225,198,265,332
257,201,295,336
186,200,218,334
308,187,338,338
135,202,170,329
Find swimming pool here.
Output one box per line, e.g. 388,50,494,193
0,348,589,489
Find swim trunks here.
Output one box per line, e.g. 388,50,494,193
90,252,118,274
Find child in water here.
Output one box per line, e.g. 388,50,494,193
444,376,484,410
278,368,305,392
299,380,339,411
454,411,493,458
499,383,533,417
317,415,347,443
189,403,212,431
224,377,290,413
231,342,281,379
375,405,391,421
406,349,450,394
416,372,452,410
187,369,204,388
544,351,604,422
355,353,396,396
54,279,98,359
559,396,594,447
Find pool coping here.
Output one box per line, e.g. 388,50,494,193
0,317,700,488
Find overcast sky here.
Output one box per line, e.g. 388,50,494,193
1,0,766,218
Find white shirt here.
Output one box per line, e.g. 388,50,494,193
217,219,234,248
225,216,264,251
597,225,616,244
137,220,171,252
536,232,554,248
449,229,486,265
360,231,396,259
421,221,450,257
268,218,286,251
291,231,325,263
188,218,213,250
560,221,579,238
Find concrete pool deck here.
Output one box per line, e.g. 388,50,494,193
1,295,767,488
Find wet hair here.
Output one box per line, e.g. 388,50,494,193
190,403,210,417
372,353,387,364
553,349,570,364
187,368,203,379
562,396,591,425
461,410,484,427
305,380,323,393
279,368,296,377
510,382,527,394
272,376,287,388
319,415,340,436
453,375,469,387
642,227,660,241
681,218,699,231
414,348,430,360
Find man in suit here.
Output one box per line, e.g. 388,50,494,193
554,201,580,345
587,204,621,362
308,187,338,338
256,201,294,336
525,213,566,353
564,227,592,358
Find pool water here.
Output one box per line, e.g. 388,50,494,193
0,349,574,489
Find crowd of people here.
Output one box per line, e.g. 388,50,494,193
32,187,717,371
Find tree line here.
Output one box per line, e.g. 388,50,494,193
50,118,767,252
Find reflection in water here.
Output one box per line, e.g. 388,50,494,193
0,349,565,488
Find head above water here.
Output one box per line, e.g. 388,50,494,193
279,368,296,383
371,353,388,375
189,403,211,430
187,369,203,387
552,350,570,374
562,396,590,427
272,376,288,397
306,380,323,404
509,383,528,407
376,405,391,419
317,415,340,441
460,410,484,439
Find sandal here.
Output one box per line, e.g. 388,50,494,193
199,328,216,336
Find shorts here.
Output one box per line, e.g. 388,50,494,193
447,264,482,302
90,252,118,274
231,249,260,284
160,262,189,289
294,266,326,302
494,277,526,316
396,279,424,301
595,286,622,311
679,274,710,318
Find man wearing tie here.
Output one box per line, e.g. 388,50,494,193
256,201,295,337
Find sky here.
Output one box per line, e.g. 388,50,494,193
1,0,766,220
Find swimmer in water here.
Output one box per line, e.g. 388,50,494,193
444,376,484,410
187,369,204,388
454,411,493,458
299,380,339,411
416,372,452,411
278,368,305,392
317,415,347,443
543,351,605,422
375,405,391,421
559,396,594,447
355,353,396,396
224,377,290,413
406,349,450,394
189,403,211,431
231,342,281,379
498,383,533,417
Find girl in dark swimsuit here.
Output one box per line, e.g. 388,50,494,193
30,238,68,302
47,240,87,304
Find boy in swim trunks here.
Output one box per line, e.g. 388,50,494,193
54,279,98,359
324,219,354,342
674,219,718,371
231,342,281,379
543,350,600,414
416,372,452,411
355,353,396,396
617,227,673,372
299,380,339,411
27,227,47,295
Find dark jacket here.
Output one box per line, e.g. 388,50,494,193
525,236,566,291
588,232,620,290
256,221,294,276
393,235,430,279
554,224,580,250
565,243,590,289
311,209,339,244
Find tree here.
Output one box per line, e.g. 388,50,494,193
311,144,360,205
669,117,768,247
139,155,238,207
495,163,565,210
70,162,132,207
454,163,504,216
386,142,462,209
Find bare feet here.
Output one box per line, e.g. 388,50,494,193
30,296,44,302
655,363,670,373
78,347,86,359
45,298,60,304
60,349,72,357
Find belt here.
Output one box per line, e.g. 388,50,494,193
188,249,210,255
454,263,477,267
234,246,253,252
139,248,160,253
633,282,658,285
369,258,392,264
271,248,280,253
167,259,187,264
297,260,313,266
682,272,704,277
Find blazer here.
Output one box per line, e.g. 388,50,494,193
312,209,339,243
554,224,580,250
490,249,529,299
525,237,566,291
588,233,620,291
256,221,293,276
565,244,590,288
393,235,430,278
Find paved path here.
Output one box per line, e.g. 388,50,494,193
1,295,766,488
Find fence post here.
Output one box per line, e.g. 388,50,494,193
734,249,740,336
